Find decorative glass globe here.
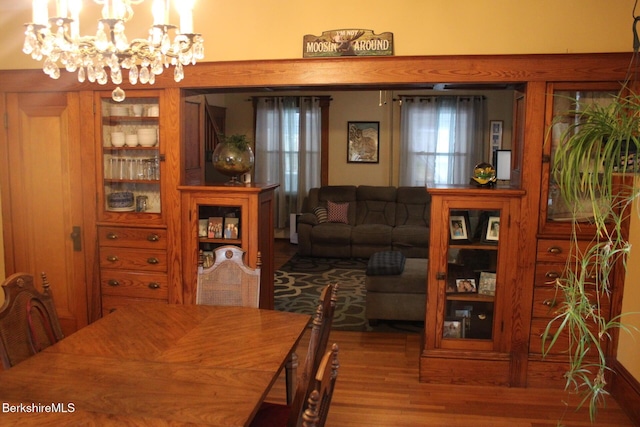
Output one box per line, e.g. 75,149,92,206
471,162,497,186
211,135,255,185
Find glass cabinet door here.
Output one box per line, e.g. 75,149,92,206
99,94,161,218
540,83,620,235
442,208,500,345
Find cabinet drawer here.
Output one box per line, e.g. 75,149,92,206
99,227,167,249
99,247,167,272
536,239,594,263
534,263,565,287
531,287,611,319
534,262,599,287
101,270,168,300
101,295,167,316
529,318,605,356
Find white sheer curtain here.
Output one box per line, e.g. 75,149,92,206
255,97,321,228
399,95,486,186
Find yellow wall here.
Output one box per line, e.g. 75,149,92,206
0,0,632,69
618,178,640,380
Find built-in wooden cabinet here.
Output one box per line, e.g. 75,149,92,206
421,185,524,386
94,90,172,314
179,184,278,309
529,82,629,387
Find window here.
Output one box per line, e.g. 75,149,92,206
399,96,486,186
254,97,322,228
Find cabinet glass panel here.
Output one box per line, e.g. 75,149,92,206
444,209,499,341
101,97,161,213
546,89,617,223
197,205,242,267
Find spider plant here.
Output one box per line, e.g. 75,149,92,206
543,89,640,422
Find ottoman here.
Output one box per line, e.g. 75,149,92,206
364,251,428,325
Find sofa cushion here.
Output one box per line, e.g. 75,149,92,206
395,187,430,226
351,224,393,246
366,251,406,276
327,201,349,223
392,225,430,247
310,223,352,244
313,206,328,223
356,186,397,226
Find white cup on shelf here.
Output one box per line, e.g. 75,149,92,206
132,104,143,116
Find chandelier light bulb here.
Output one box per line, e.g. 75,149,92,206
24,0,204,101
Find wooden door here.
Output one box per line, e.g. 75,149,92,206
182,95,205,185
3,92,89,335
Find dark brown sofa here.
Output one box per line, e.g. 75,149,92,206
297,185,430,258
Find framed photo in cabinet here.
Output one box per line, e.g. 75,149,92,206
449,211,470,243
456,278,477,293
223,217,239,239
478,272,496,296
208,217,223,239
198,219,208,237
443,318,465,338
483,216,500,243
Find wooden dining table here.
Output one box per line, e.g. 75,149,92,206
0,303,310,426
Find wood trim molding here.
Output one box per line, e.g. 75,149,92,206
610,359,640,424
0,52,634,94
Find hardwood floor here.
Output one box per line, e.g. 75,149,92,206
268,239,635,426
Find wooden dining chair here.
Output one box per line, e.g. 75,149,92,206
300,343,340,427
285,283,338,410
196,246,261,307
0,272,64,369
251,283,339,427
251,340,340,427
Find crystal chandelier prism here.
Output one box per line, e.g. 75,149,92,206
23,0,204,102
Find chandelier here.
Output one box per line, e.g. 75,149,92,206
22,0,204,102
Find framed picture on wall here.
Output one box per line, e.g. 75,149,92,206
347,121,379,163
490,120,503,150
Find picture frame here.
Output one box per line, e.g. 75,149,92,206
198,219,209,237
347,121,379,163
455,278,477,293
490,120,503,150
484,216,500,243
478,272,497,296
449,211,470,243
207,217,223,239
223,217,239,239
443,318,465,338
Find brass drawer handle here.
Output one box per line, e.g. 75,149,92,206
545,271,560,280
547,246,562,254
147,234,160,242
542,299,557,308
148,282,161,289
108,280,120,287
147,257,159,264
106,232,118,240
106,255,119,262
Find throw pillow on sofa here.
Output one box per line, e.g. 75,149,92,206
327,201,349,223
313,206,328,223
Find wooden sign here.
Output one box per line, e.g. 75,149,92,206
303,29,393,58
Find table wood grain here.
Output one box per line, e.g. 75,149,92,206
0,303,310,426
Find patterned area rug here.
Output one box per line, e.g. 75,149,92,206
274,254,423,333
